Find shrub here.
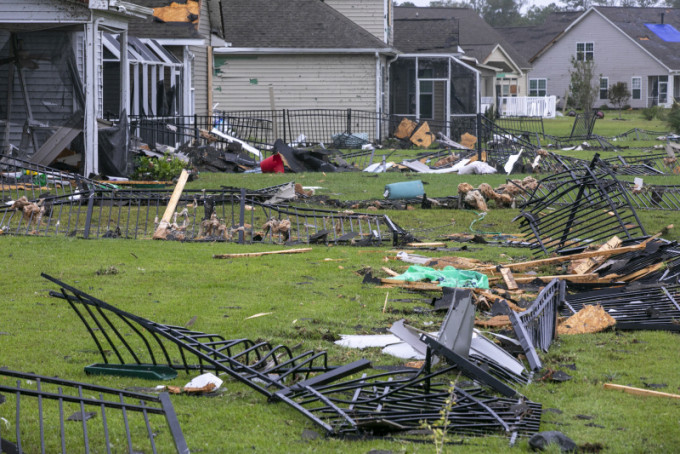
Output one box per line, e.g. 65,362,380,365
666,103,680,133
641,106,658,121
132,153,189,181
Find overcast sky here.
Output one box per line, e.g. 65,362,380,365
396,0,560,13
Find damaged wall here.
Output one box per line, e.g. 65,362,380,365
213,54,380,111
190,0,211,115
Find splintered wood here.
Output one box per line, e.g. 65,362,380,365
570,236,622,274
558,305,616,335
213,248,312,259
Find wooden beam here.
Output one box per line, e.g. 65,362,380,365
213,248,312,259
152,169,189,239
604,383,680,400
500,267,518,290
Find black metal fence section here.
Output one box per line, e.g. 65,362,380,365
507,279,565,372
0,368,188,454
274,367,542,439
1,159,408,244
43,273,336,399
44,275,542,439
563,284,680,331
514,155,647,255
494,116,545,147
601,153,678,175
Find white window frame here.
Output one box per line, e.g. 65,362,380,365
631,77,641,100
529,78,547,97
576,42,594,62
599,77,609,100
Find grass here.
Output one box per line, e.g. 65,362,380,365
1,113,680,453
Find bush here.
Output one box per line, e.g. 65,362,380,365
132,153,189,181
666,103,680,133
641,106,659,121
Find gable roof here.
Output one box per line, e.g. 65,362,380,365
393,6,530,70
221,0,391,51
594,7,680,70
495,11,581,62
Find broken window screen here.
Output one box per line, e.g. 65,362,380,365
576,42,593,61
417,58,448,79
632,77,641,100
0,30,85,157
450,60,476,114
529,78,547,97
389,58,416,116
645,23,680,42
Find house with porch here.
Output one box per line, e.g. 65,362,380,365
506,7,680,109
0,0,152,176
392,6,531,121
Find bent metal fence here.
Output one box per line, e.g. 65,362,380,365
0,157,411,245
44,274,542,440
0,368,188,454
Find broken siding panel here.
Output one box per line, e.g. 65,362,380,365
324,0,386,43
0,0,91,22
531,12,667,109
212,54,377,111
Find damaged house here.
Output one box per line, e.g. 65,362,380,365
0,0,154,176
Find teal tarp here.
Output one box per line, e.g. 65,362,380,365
392,265,489,289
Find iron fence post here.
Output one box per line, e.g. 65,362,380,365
239,188,245,244
194,114,199,144
83,190,95,239
476,113,482,161
347,109,352,134
282,109,287,145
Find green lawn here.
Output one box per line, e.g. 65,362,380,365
1,114,679,453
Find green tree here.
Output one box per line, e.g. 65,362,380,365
428,0,473,6
397,1,417,6
608,82,630,119
480,0,524,26
569,57,598,111
523,3,563,25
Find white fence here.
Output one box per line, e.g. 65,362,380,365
498,96,556,118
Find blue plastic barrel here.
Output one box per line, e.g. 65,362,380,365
384,180,425,200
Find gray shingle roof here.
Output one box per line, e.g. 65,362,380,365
221,0,390,50
394,7,530,69
495,11,581,62
595,7,680,70
126,1,204,40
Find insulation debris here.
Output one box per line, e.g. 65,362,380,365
153,0,200,23
557,305,616,335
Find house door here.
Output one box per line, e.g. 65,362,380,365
649,75,668,106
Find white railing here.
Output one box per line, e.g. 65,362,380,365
498,96,556,118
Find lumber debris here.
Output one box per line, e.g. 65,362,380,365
213,248,312,259
500,267,519,290
152,169,190,240
557,305,616,335
604,383,680,400
570,236,622,275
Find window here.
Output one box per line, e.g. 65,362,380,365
600,77,609,100
631,77,641,100
529,78,547,96
576,42,594,61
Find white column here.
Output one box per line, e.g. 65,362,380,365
119,30,130,116
84,21,100,176
150,65,157,116
142,63,149,116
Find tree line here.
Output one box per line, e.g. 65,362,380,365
397,0,671,27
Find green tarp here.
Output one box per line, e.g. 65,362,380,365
392,265,489,289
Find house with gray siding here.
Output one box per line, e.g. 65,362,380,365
520,7,680,109
213,0,395,115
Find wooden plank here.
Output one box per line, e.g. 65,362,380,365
604,383,680,400
500,267,518,290
406,242,447,248
512,273,603,284
152,169,189,240
381,266,399,277
572,236,622,275
213,248,312,259
379,279,443,291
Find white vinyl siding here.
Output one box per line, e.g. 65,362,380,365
212,54,377,111
190,0,210,115
0,0,90,22
632,77,641,100
324,0,386,42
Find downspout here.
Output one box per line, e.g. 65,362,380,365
375,52,380,142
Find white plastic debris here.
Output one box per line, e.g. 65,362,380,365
504,149,523,174
457,161,497,175
184,372,223,391
210,128,262,159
